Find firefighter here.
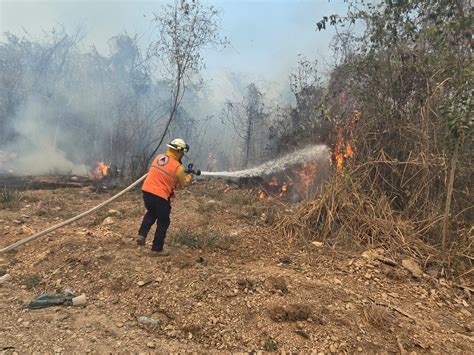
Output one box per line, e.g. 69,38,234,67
136,138,193,256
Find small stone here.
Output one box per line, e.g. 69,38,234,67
402,259,423,278
137,281,145,286
107,209,121,217
357,347,363,352
329,344,337,353
188,332,193,340
54,347,63,353
312,241,323,247
146,342,155,349
22,321,30,327
116,322,123,328
334,278,342,286
460,309,471,317
102,217,115,226
0,274,11,284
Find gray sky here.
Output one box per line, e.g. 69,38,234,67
0,0,349,83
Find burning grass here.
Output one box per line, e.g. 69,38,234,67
277,172,435,260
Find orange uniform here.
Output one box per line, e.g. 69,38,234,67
142,149,192,201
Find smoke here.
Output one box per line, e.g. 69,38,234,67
0,1,346,176
5,95,88,175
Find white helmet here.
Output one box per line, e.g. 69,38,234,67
166,138,189,152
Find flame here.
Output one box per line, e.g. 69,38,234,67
345,143,353,158
278,182,288,197
258,176,290,200
297,162,318,190
336,152,344,171
91,161,110,180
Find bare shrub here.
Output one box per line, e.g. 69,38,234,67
363,305,393,329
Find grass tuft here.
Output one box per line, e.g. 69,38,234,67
171,228,234,250
1,187,23,209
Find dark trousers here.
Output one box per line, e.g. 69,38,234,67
138,191,171,251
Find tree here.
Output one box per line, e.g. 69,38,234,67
222,83,267,168
316,0,473,262
145,0,228,166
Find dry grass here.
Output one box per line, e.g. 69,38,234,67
277,172,436,261
171,228,234,250
21,274,42,290
266,276,289,294
363,305,393,329
1,187,24,209
269,304,312,322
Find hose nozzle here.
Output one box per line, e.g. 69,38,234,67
185,163,201,176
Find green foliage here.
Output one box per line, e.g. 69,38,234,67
308,0,473,265
264,336,278,351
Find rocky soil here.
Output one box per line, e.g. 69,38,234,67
0,179,472,353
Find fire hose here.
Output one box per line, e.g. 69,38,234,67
0,174,148,254
0,163,203,254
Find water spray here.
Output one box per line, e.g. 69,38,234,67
200,144,329,178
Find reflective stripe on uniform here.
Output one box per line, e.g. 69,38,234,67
151,165,178,180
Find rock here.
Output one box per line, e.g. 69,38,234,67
333,278,342,286
460,308,471,317
329,344,337,353
361,249,383,260
22,321,30,327
146,342,155,349
106,209,121,217
402,259,423,278
70,176,79,181
137,316,160,326
20,225,34,234
137,281,145,287
207,200,216,205
0,273,11,284
102,217,115,226
311,241,323,247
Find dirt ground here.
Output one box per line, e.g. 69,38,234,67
0,179,472,353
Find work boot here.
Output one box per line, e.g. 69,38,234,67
136,235,146,246
149,249,170,257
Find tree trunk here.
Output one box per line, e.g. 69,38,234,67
441,138,459,263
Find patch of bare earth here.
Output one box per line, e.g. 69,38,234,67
0,180,472,353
